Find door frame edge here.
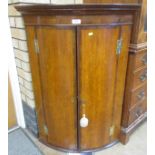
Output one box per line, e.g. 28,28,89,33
8,35,26,129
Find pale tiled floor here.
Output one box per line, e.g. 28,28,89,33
25,121,147,155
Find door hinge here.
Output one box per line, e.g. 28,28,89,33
109,125,115,136
34,38,39,53
43,125,48,135
116,39,123,55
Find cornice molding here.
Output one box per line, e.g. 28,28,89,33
15,4,141,15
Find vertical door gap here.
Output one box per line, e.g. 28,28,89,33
76,26,80,150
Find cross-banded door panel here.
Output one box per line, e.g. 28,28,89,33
36,27,77,150
78,25,131,150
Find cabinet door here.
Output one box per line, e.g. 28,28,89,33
36,27,77,150
78,25,131,150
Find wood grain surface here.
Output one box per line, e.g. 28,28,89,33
78,25,131,150
37,27,77,150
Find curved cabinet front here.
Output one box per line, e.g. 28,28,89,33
16,4,139,152
78,25,131,150
37,27,78,150
26,24,131,151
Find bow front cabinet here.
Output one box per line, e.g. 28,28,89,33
16,4,140,152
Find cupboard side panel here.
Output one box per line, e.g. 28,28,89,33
111,25,132,141
26,26,47,142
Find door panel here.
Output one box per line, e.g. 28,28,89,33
78,25,131,150
8,77,17,129
78,26,119,150
37,27,77,149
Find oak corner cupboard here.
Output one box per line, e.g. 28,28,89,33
15,4,140,152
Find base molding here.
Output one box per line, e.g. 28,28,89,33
39,139,118,153
8,126,20,133
120,112,147,144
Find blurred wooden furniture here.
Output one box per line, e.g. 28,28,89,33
120,0,147,144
